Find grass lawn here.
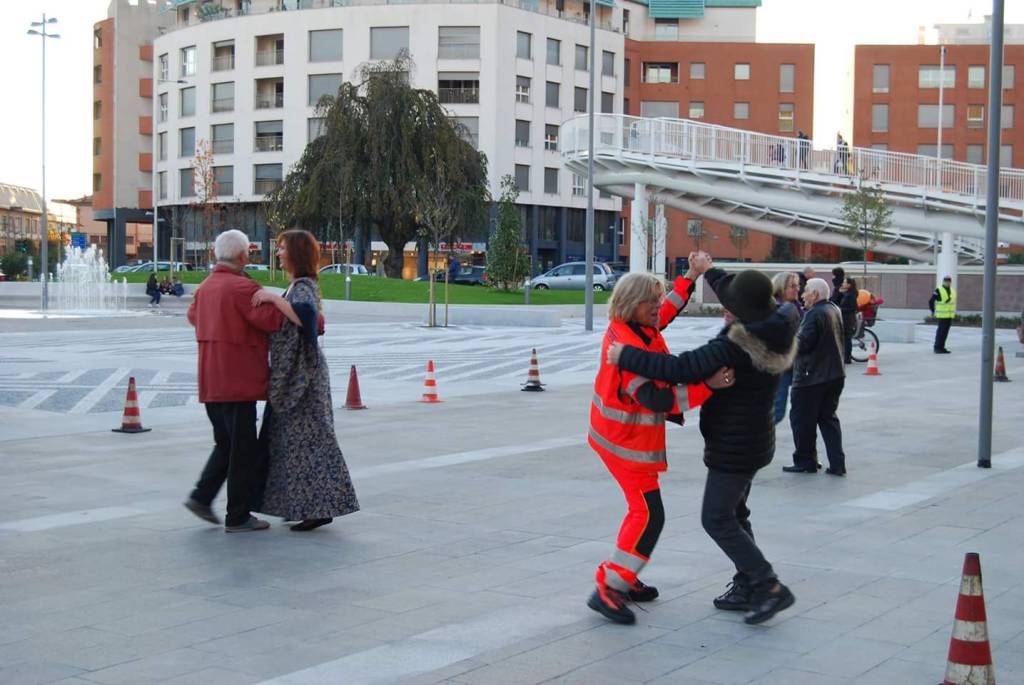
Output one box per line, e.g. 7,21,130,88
117,271,611,305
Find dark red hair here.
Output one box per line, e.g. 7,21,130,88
277,229,320,280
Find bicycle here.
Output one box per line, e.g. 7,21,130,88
850,311,879,363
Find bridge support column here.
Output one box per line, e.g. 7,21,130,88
653,203,667,279
937,231,958,288
630,183,648,273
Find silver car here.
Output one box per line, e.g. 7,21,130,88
529,262,616,291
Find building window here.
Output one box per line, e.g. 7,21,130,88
575,44,588,71
213,166,233,196
158,53,169,81
514,164,530,192
918,104,954,128
919,65,956,88
309,29,344,63
544,168,558,194
1002,104,1014,129
180,86,196,118
93,173,102,192
179,168,194,197
1003,65,1015,90
872,64,890,93
574,87,587,113
778,103,794,132
452,116,479,148
212,41,234,71
601,92,614,114
438,26,479,59
179,127,195,158
654,18,678,40
256,34,285,66
308,73,343,105
640,101,678,118
158,171,167,200
690,62,705,80
438,72,479,104
544,124,558,151
871,144,888,151
254,120,283,152
371,27,409,60
624,58,631,87
211,123,233,154
643,63,678,84
689,101,704,119
968,65,986,89
734,63,750,80
967,104,985,129
572,173,585,196
516,31,531,60
93,65,102,84
516,76,531,104
255,77,284,109
94,101,102,120
254,163,283,194
158,93,168,122
545,81,559,108
93,137,101,156
180,45,196,77
967,144,984,164
157,131,167,160
308,117,325,142
547,38,560,66
602,51,615,77
734,102,749,120
1000,145,1013,167
917,144,953,159
515,119,530,147
94,27,102,49
871,103,889,132
687,219,703,236
211,82,234,113
779,63,794,93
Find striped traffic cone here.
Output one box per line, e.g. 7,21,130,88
522,348,545,392
419,360,442,403
942,552,996,685
112,376,151,434
993,347,1011,382
864,341,881,376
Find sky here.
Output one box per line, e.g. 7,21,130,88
2,0,1024,204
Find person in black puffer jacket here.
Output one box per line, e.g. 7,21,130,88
838,277,859,364
607,266,799,626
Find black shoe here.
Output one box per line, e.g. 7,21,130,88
744,582,795,625
587,586,636,624
628,580,659,602
782,465,817,473
183,498,220,525
935,348,952,354
290,517,333,531
825,467,847,476
713,581,752,611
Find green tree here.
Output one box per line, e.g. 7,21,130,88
486,176,530,291
765,236,796,263
840,179,892,279
1,252,28,279
728,226,750,262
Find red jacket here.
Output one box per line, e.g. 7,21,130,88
187,265,284,403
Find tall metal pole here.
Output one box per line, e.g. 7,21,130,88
28,15,59,310
935,45,957,289
978,0,1004,469
584,0,596,330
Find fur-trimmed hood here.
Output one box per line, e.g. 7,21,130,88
725,303,799,375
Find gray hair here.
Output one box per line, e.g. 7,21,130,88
607,272,666,323
771,272,798,299
214,229,249,262
804,277,831,301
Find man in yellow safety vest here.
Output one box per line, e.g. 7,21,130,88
929,275,956,354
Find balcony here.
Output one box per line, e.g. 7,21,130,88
254,135,284,152
254,179,282,195
256,49,284,67
212,139,234,154
212,97,234,113
438,88,479,104
212,54,234,71
255,94,284,110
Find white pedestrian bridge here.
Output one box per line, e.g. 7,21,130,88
560,114,1024,267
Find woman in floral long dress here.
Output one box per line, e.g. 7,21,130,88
253,229,359,531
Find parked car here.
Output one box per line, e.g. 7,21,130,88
320,263,370,276
452,265,489,286
244,263,270,272
528,262,617,291
129,261,194,272
605,261,629,277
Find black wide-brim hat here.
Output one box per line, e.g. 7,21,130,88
712,269,777,324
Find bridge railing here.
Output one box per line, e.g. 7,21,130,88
563,114,1024,205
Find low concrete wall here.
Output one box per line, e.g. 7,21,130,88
872,320,916,343
0,282,192,311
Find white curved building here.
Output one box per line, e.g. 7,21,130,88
150,0,625,271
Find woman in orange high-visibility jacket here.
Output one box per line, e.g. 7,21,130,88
587,266,733,625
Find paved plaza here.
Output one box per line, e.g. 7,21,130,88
1,308,1023,684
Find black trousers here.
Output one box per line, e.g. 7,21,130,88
934,318,952,351
191,401,265,527
789,378,846,471
701,468,775,587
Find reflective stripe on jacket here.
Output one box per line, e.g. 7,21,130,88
934,286,956,319
658,276,695,330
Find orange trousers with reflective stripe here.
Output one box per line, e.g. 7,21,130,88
596,454,665,592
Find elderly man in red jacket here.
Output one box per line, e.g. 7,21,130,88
183,229,284,532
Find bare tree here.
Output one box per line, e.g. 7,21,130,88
190,139,219,266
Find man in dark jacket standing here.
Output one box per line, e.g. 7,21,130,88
785,277,847,475
184,229,284,532
608,267,799,625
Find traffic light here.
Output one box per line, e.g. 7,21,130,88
15,239,28,254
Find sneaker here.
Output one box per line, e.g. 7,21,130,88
587,585,636,624
183,498,220,525
744,582,795,625
628,580,659,602
224,516,270,533
713,581,752,611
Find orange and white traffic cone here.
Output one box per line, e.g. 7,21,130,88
994,346,1011,382
344,364,367,410
522,348,545,392
942,552,996,685
112,376,151,434
419,360,442,403
864,342,881,376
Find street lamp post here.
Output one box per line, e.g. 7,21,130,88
584,0,597,331
153,78,189,274
27,14,60,310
